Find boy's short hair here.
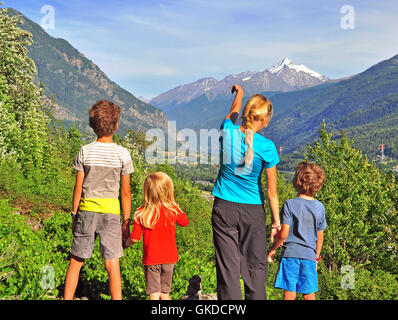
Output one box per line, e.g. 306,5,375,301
88,100,121,138
293,161,326,197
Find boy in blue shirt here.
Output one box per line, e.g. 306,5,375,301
267,161,327,300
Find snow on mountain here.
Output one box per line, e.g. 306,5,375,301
268,57,326,80
268,57,293,74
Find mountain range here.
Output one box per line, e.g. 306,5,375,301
150,57,329,113
151,54,398,160
7,8,168,135
6,8,397,161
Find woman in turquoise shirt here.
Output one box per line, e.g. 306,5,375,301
211,84,280,300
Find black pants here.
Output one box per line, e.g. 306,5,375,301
212,197,268,300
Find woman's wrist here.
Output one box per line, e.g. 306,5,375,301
271,221,281,228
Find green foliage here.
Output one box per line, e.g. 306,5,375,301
0,8,89,207
317,263,398,300
306,123,398,274
173,163,219,184
66,124,84,161
0,76,19,159
0,200,69,299
262,168,297,227
0,8,50,175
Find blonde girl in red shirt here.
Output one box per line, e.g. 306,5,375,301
124,172,189,300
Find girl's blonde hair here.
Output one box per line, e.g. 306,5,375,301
241,94,273,165
134,172,181,229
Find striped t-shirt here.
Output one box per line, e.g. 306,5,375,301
73,141,134,214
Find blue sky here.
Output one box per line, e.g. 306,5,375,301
4,0,398,99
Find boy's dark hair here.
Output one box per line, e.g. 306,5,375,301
293,161,326,197
88,100,121,138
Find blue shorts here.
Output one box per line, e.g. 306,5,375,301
274,257,318,294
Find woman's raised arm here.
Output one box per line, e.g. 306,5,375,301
225,84,244,123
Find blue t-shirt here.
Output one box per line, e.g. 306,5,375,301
211,119,280,204
280,197,327,261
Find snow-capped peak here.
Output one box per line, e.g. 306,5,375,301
268,57,325,80
280,57,292,66
268,57,293,74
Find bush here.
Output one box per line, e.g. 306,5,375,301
306,123,398,274
0,200,69,299
317,263,398,300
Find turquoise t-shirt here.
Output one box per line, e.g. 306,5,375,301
211,119,280,204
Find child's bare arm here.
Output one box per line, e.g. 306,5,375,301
176,207,189,227
71,171,84,232
316,230,324,259
121,174,132,240
72,171,85,213
267,224,289,262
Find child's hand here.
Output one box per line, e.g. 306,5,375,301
267,249,277,263
270,225,282,243
122,220,130,241
123,237,131,249
72,216,77,234
123,237,137,249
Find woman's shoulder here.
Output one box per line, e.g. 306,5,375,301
220,118,240,131
254,133,275,145
253,134,278,158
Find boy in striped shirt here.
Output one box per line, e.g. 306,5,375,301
64,100,134,300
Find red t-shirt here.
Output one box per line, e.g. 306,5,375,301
130,205,189,265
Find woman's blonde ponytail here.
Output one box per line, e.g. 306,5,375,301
241,94,273,167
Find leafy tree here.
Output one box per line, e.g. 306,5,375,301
306,123,398,274
0,7,51,176
67,124,83,161
0,75,20,159
124,129,157,155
